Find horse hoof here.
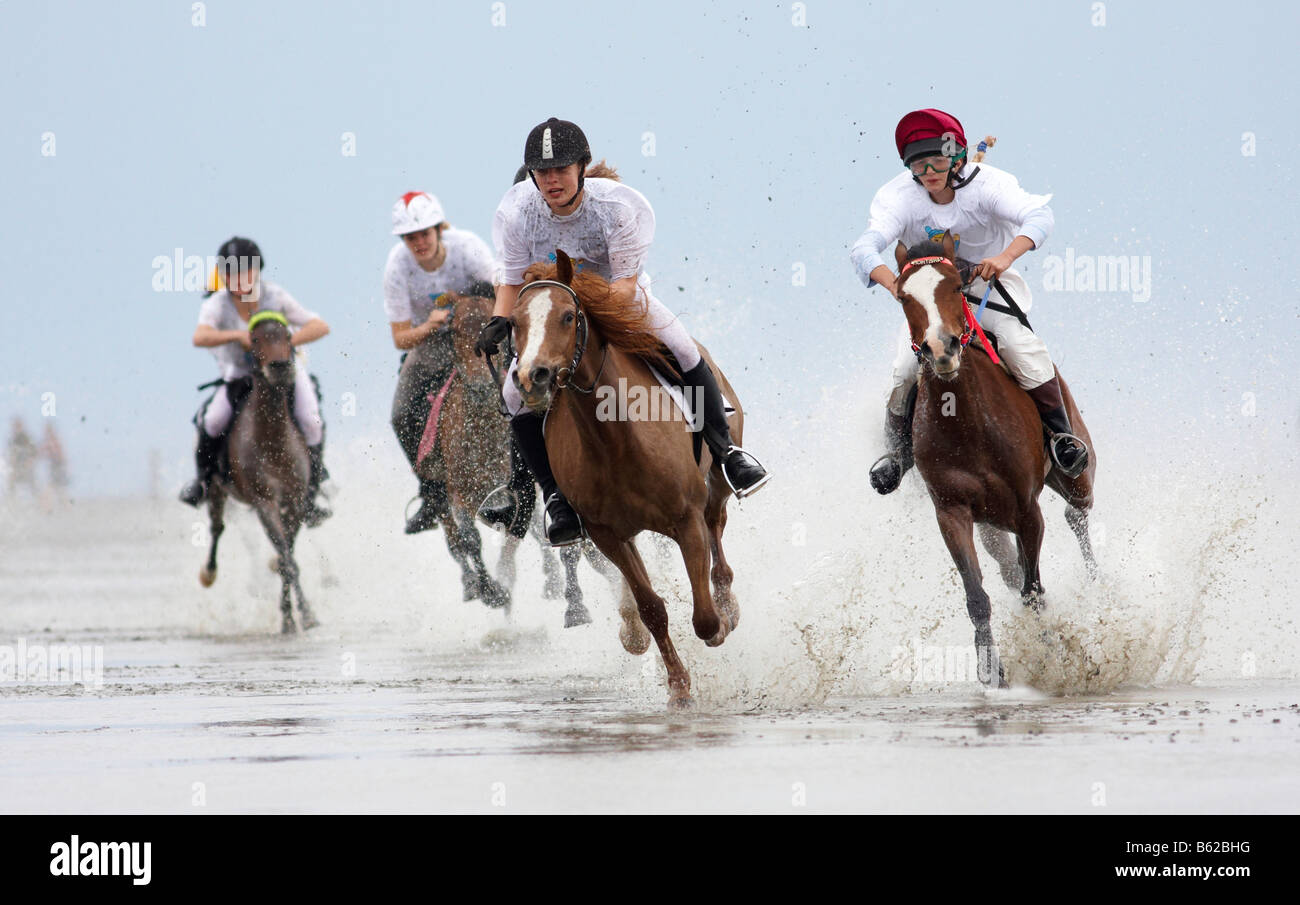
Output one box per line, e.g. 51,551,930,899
281,616,297,634
481,579,510,610
300,612,321,631
667,693,695,711
619,622,652,655
198,567,216,588
564,603,592,628
705,626,729,648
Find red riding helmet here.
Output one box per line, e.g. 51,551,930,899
895,108,968,164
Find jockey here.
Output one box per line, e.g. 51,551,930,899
475,117,771,545
180,236,333,524
851,108,1089,494
385,191,497,534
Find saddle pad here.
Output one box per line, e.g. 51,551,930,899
417,368,458,467
647,364,736,426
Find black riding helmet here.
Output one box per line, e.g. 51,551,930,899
205,236,263,297
523,117,592,207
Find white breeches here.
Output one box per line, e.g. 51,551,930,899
201,366,323,446
888,269,1055,415
502,278,700,417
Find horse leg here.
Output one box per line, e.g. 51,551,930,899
1065,505,1099,581
455,510,509,609
285,526,319,630
560,545,592,628
254,505,297,634
440,517,479,602
935,506,1006,688
1016,503,1047,609
672,514,726,646
616,578,651,655
977,523,1024,591
705,480,738,631
588,525,690,707
198,486,226,587
496,533,521,593
536,517,565,599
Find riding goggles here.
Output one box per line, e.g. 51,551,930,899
907,155,956,176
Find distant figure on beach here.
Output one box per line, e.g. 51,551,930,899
6,418,38,497
40,423,69,496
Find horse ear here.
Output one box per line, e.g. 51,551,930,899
893,241,908,272
941,230,956,261
556,250,573,286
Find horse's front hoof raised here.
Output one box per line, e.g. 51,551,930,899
480,577,510,610
198,566,216,588
564,602,592,628
618,618,651,655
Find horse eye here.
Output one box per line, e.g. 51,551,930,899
562,312,574,325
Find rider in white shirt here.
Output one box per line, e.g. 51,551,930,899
180,236,333,524
384,192,497,534
475,118,770,545
850,108,1089,494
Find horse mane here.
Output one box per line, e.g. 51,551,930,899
521,262,676,376
585,159,620,181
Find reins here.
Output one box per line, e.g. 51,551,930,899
899,255,1001,366
518,279,608,396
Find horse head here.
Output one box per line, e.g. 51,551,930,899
444,292,500,403
511,250,585,412
893,231,970,381
248,311,296,389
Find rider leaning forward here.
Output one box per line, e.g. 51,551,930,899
384,192,496,534
180,236,333,524
475,117,771,545
851,108,1089,493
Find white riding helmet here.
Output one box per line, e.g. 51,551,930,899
391,191,446,235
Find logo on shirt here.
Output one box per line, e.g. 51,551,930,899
924,225,960,251
429,292,451,308
546,251,586,272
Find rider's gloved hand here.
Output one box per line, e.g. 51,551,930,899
475,316,511,358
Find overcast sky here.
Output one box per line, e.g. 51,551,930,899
1,0,1294,495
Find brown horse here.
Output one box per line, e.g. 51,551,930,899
511,251,743,708
198,313,320,634
893,233,1097,686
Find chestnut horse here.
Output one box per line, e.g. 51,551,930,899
415,292,607,626
510,251,743,708
198,313,320,633
893,233,1097,687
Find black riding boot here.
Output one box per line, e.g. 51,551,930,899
680,359,771,498
869,407,915,495
510,412,582,546
179,429,223,507
405,478,448,534
304,443,332,527
1027,377,1089,478
477,438,537,538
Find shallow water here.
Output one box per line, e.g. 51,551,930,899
1,468,1297,813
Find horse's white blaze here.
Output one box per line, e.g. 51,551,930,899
517,290,556,381
905,266,948,353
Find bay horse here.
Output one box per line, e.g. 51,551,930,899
416,292,605,627
510,251,743,708
893,233,1097,687
198,312,320,634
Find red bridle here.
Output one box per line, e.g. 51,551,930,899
898,256,1000,365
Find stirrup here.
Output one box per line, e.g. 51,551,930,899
476,484,521,532
720,445,772,500
868,454,903,495
1049,432,1089,478
543,492,585,548
403,494,442,533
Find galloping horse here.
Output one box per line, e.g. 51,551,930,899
893,233,1097,686
198,312,320,634
510,251,744,708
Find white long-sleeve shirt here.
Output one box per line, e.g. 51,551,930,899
850,163,1054,288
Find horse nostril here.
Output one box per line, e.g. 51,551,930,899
945,336,960,355
530,366,551,386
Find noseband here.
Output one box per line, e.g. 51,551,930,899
517,279,607,394
898,256,976,364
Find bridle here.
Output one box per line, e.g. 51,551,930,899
517,279,607,394
898,256,976,364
